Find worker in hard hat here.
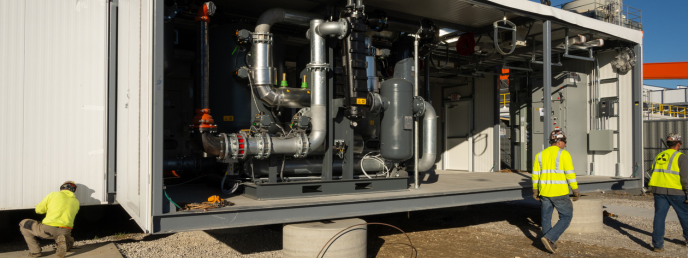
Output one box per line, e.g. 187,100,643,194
19,181,80,258
532,130,580,254
649,133,688,253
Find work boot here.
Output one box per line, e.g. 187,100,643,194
27,253,41,257
56,236,67,258
66,240,74,252
654,247,664,253
541,237,556,253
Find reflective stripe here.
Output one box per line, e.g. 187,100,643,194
539,169,571,174
566,178,577,183
538,180,569,184
654,170,681,176
667,151,680,172
538,152,543,173
564,170,575,175
556,149,563,170
532,170,540,175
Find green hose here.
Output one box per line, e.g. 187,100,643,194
164,190,181,209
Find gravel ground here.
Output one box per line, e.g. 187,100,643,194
1,192,685,257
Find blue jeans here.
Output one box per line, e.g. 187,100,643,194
652,194,688,249
541,195,573,243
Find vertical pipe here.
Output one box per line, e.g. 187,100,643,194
494,72,500,171
543,21,552,145
197,20,210,109
414,35,419,189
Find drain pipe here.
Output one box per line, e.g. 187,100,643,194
192,2,217,134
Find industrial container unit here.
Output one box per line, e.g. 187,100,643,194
0,0,645,234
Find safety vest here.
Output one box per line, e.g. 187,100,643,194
649,149,684,190
532,146,578,197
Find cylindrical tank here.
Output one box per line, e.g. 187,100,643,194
380,78,414,162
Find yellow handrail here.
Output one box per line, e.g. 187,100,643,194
501,93,510,105
644,102,688,118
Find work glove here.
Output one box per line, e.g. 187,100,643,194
572,189,581,202
533,189,540,201
684,191,688,204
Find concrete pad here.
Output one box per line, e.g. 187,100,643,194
604,204,679,222
0,243,122,258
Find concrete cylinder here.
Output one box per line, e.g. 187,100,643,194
283,218,367,258
551,196,603,234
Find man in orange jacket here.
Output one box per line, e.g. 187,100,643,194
20,181,80,258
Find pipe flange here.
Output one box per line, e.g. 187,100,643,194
293,132,310,158
306,63,330,71
254,132,272,160
251,32,273,44
228,133,240,160
369,92,383,115
218,133,229,161
336,18,349,40
413,96,426,117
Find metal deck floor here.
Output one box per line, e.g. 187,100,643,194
157,171,640,233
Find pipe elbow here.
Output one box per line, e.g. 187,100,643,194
255,8,286,33
201,132,224,157
417,102,437,172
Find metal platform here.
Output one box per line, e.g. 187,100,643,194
157,171,641,234
243,177,409,200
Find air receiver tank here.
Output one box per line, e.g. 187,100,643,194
380,78,414,162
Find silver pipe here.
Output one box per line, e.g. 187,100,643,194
414,34,419,189
410,102,437,172
307,19,328,151
255,86,310,108
596,57,601,130
255,8,320,33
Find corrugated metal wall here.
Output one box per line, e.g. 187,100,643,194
0,0,108,210
116,0,153,231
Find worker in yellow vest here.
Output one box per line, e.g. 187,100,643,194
20,181,80,258
649,133,688,253
532,130,580,253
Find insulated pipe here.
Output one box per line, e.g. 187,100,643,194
408,101,436,172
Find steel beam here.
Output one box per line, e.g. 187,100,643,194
152,0,165,218
107,0,118,203
543,20,552,143
151,178,641,233
632,44,643,181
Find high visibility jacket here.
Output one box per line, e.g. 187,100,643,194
35,190,80,228
532,146,578,197
649,149,684,190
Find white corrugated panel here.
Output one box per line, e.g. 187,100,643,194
116,0,153,232
0,0,108,210
0,0,26,210
473,76,495,172
662,89,687,104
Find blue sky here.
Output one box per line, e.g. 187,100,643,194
530,0,688,88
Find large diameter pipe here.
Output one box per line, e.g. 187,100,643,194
255,8,320,33
408,101,436,172
306,19,328,151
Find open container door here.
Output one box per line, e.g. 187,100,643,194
116,0,154,233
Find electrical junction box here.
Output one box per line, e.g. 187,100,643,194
589,130,614,151
598,100,614,118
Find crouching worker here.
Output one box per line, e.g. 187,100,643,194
20,181,80,258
